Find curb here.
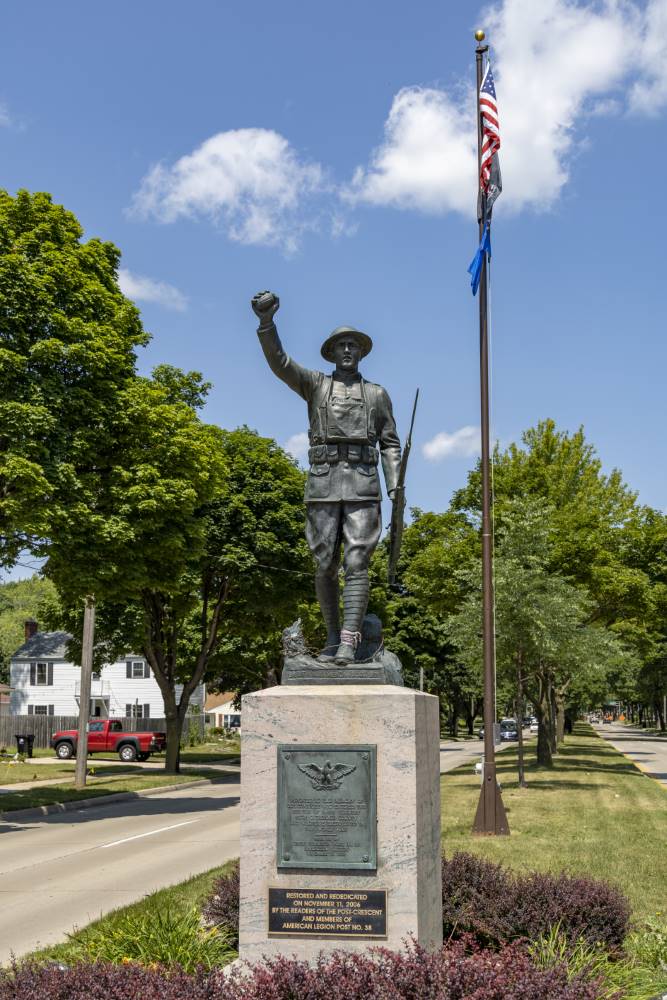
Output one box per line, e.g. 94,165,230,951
0,775,237,824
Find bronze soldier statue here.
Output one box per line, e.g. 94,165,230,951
252,291,402,665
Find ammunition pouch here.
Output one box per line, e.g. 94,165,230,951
308,443,378,465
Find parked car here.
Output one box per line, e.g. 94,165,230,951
529,720,539,733
499,720,519,741
50,719,166,762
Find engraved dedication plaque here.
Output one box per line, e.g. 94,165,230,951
277,744,377,870
268,887,387,938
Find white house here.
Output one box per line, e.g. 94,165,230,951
9,621,205,719
205,691,241,730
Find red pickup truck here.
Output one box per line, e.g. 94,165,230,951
50,719,166,762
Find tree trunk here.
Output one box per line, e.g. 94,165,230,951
548,681,558,755
465,698,475,737
555,691,566,746
449,705,458,739
534,676,553,768
164,708,184,774
515,657,527,788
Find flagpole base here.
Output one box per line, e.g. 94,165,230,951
472,761,510,836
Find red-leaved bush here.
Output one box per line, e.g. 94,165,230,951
0,941,616,999
441,853,631,951
204,854,631,956
202,860,240,947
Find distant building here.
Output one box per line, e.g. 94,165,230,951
9,620,205,718
205,691,241,730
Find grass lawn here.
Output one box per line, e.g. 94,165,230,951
0,759,78,784
441,723,667,923
24,861,236,967
0,766,229,814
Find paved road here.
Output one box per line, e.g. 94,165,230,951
594,722,667,787
440,732,533,775
440,738,485,774
0,776,240,964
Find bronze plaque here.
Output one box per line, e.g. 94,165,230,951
277,744,376,870
268,887,387,938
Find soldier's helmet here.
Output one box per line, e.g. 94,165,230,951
320,326,373,362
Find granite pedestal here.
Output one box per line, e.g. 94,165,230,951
238,684,442,963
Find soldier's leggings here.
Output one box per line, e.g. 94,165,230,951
305,501,382,637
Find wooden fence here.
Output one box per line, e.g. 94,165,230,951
0,714,205,750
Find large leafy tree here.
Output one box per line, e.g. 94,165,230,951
445,499,635,771
45,371,227,770
52,425,311,771
0,189,147,567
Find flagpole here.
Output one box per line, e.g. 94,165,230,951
472,29,509,836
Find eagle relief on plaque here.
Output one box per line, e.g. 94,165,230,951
276,745,377,871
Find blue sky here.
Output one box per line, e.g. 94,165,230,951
2,0,665,580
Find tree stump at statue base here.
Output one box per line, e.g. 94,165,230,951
238,684,442,964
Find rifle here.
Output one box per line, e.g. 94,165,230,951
387,388,419,586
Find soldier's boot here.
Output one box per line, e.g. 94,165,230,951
316,573,341,661
335,571,368,665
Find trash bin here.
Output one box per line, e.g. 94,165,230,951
14,734,35,758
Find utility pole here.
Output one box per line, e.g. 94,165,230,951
471,29,509,835
75,595,96,790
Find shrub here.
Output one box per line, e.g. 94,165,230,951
63,906,235,973
0,941,611,999
441,853,631,951
530,925,667,1000
202,860,240,947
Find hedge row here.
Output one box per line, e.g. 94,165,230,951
0,941,612,999
203,853,631,953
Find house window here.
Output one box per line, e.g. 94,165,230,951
125,703,151,719
126,660,149,679
30,662,53,686
34,705,48,715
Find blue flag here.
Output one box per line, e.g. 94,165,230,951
468,223,491,296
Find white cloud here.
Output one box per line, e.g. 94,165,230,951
423,426,481,462
0,102,11,127
118,268,187,312
628,0,667,114
130,128,325,253
350,0,667,217
284,432,310,464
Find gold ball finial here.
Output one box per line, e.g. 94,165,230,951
474,29,486,41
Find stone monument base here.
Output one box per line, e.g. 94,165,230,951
239,684,442,964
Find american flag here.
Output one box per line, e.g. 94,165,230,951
479,63,501,201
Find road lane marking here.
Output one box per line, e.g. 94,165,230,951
98,820,198,849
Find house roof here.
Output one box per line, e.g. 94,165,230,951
11,631,72,661
205,691,237,710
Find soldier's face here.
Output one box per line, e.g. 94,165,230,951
332,338,362,372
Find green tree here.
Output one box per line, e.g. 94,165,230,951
0,190,147,568
445,499,635,771
51,425,311,771
45,371,227,770
0,576,57,683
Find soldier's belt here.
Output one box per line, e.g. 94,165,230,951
308,443,378,465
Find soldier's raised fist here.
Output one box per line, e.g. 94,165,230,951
251,290,280,326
